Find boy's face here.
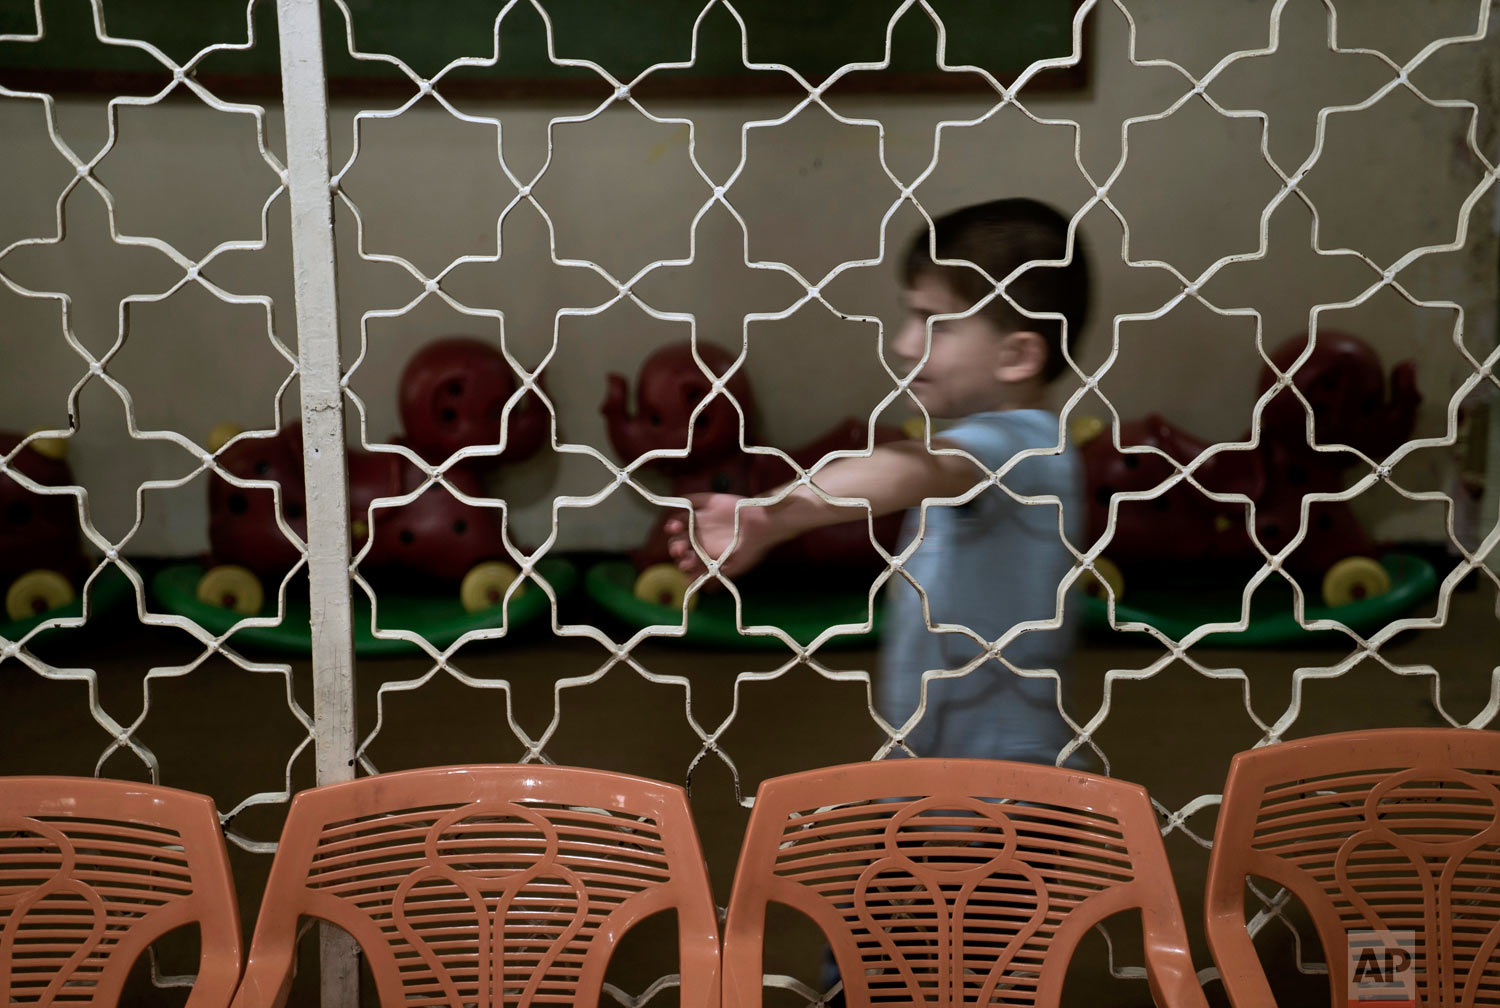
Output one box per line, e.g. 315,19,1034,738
892,275,1019,419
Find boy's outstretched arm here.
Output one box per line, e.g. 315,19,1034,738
663,438,980,579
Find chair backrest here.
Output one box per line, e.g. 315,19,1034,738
0,776,242,1008
723,758,1207,1008
1205,727,1500,1008
232,765,720,1008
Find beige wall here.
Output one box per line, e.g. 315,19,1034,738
1,0,1495,556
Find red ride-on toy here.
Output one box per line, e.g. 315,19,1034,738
1,430,86,623
1077,330,1421,609
601,340,905,608
198,337,548,616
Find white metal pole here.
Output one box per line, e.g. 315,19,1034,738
276,1,359,1005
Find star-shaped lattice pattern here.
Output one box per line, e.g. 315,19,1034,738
2,1,1498,1003
0,0,312,858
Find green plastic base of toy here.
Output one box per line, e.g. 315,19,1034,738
1,565,133,641
1081,553,1438,646
151,559,577,657
584,560,882,649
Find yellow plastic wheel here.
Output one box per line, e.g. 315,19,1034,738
460,561,523,613
1070,414,1105,447
195,565,264,615
1078,556,1125,602
1321,556,1391,608
26,428,69,460
634,563,697,611
207,423,243,453
5,570,75,622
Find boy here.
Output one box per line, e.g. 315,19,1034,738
665,198,1089,767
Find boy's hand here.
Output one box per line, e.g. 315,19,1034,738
664,493,775,581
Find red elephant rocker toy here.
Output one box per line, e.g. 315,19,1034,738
1077,329,1423,611
600,340,905,610
196,337,548,617
2,430,87,624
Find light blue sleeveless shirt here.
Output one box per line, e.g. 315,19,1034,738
878,409,1083,764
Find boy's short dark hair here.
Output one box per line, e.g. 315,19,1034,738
901,198,1089,383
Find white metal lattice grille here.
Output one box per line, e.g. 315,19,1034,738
1,0,1497,1004
0,0,314,855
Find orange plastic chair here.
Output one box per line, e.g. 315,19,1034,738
0,776,243,1007
723,758,1208,1008
231,764,721,1008
1205,727,1500,1008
